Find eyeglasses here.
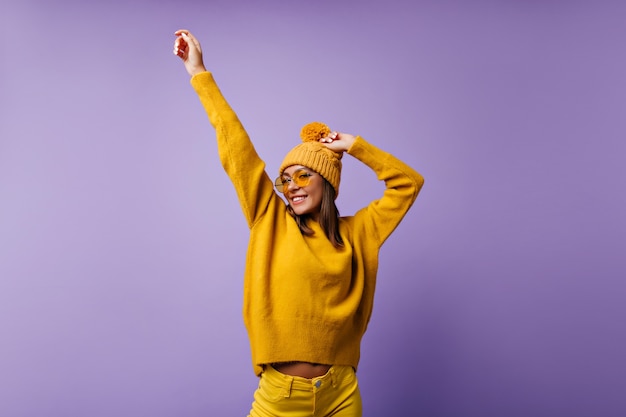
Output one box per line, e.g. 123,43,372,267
274,169,314,194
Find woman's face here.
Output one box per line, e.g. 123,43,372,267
281,165,324,220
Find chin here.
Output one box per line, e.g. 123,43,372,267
291,205,314,217
292,207,309,216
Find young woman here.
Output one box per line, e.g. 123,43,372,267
173,29,424,417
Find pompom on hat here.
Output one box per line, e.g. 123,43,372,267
279,122,343,198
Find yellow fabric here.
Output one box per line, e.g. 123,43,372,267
300,121,331,142
191,72,424,376
248,366,362,416
279,121,342,197
279,139,342,198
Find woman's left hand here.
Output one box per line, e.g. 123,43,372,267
320,131,356,153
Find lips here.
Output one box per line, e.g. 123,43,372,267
291,195,307,205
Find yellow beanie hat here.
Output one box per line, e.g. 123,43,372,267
279,122,343,198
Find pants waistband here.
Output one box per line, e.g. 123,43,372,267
262,365,354,392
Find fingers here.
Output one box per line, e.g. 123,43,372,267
173,30,188,58
320,131,355,153
175,30,202,51
173,29,201,58
320,131,339,143
173,36,187,58
173,29,207,76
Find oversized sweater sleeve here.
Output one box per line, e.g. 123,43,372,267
348,136,424,246
190,72,276,228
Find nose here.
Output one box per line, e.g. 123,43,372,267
286,178,300,192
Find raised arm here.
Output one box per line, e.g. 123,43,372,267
317,129,423,244
173,30,276,227
346,136,424,246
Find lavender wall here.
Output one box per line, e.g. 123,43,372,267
1,1,624,416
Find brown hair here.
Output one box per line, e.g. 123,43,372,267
286,178,344,248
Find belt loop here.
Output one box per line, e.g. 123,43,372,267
283,375,294,398
330,366,337,388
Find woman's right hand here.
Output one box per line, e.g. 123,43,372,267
173,29,207,77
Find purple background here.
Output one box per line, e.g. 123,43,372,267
1,1,624,416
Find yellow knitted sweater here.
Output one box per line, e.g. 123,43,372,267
191,72,424,376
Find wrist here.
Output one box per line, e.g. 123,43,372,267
189,65,207,77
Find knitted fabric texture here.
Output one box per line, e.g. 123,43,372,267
191,72,424,376
279,122,343,198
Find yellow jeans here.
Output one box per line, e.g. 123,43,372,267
247,365,362,417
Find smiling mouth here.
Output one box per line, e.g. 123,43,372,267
291,195,307,204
